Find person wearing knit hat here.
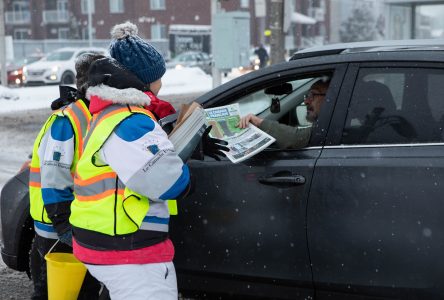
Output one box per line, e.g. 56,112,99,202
68,23,228,300
29,52,106,300
109,21,166,91
108,21,178,120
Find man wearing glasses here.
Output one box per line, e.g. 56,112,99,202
238,78,330,149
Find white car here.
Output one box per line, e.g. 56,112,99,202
23,47,107,85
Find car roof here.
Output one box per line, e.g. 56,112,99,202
291,39,444,59
197,40,444,106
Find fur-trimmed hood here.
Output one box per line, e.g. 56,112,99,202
87,84,151,105
85,56,175,118
85,56,151,113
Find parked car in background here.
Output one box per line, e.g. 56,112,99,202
5,55,44,86
3,40,444,299
166,51,212,74
22,47,107,85
238,48,261,73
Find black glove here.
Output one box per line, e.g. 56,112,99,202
201,125,229,161
51,86,78,110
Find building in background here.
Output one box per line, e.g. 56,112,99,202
386,0,444,39
4,0,330,58
329,0,444,44
5,0,444,60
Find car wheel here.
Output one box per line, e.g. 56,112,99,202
60,71,75,85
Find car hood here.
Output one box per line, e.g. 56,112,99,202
26,60,67,70
166,61,196,68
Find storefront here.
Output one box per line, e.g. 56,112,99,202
386,0,444,39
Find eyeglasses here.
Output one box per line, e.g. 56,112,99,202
304,91,326,100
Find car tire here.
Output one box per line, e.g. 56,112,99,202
60,71,75,85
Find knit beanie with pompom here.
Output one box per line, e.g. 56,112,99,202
109,21,166,85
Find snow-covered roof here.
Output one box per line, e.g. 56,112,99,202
292,12,316,25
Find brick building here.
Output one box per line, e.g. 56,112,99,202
4,0,330,58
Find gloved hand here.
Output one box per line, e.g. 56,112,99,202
58,230,73,247
201,125,229,161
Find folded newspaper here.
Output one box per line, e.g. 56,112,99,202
169,102,275,163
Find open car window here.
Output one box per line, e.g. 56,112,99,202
231,77,322,142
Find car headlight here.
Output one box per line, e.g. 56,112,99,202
51,65,59,72
175,64,184,70
11,70,20,76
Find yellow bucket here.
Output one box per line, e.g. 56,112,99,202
45,252,87,300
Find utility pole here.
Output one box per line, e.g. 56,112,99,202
211,0,222,88
87,0,93,47
269,0,286,65
0,0,7,87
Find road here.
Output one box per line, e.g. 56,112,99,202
0,93,200,299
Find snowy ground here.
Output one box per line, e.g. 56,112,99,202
0,67,245,298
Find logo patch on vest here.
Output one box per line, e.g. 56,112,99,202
145,144,159,154
51,146,65,162
53,151,62,161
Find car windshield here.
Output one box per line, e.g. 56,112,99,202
173,53,196,62
45,51,74,61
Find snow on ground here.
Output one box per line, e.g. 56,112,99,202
0,67,221,113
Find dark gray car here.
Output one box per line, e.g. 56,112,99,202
2,40,444,299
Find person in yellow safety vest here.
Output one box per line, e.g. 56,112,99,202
70,22,228,300
28,53,107,300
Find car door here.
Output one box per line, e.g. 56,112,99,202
171,63,347,298
308,62,444,299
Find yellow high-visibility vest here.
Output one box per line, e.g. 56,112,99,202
70,105,177,236
29,100,91,223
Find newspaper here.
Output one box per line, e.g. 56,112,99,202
205,103,275,163
169,102,208,161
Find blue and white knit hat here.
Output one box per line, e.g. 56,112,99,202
109,21,166,84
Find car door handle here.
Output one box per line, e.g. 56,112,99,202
258,175,306,186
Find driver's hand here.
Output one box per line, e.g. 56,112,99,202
238,114,263,128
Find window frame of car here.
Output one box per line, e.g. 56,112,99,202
197,62,348,149
325,61,444,148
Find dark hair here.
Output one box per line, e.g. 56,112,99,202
75,53,106,99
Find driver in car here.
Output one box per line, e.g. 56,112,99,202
238,78,330,149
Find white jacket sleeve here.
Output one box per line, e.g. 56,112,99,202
98,113,190,201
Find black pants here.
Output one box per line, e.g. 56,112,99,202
29,234,107,300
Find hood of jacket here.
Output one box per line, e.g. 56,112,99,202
85,56,175,118
87,84,151,114
85,56,151,114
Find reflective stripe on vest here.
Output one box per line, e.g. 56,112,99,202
29,100,91,224
70,105,175,237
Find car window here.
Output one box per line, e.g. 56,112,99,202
342,67,444,145
233,77,312,118
201,52,210,60
46,51,75,61
176,54,192,62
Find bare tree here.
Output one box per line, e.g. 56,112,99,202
269,0,286,64
340,4,376,43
